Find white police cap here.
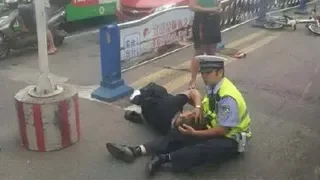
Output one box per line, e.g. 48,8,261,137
195,55,228,73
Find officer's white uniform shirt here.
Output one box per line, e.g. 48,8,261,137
205,78,240,127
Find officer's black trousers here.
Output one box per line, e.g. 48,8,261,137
143,129,239,171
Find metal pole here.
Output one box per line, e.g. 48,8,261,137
34,0,54,95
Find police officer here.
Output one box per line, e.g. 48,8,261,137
106,55,252,177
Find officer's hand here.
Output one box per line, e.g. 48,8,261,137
192,107,203,123
178,124,196,136
180,111,194,119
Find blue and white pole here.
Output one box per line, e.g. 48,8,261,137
91,24,133,102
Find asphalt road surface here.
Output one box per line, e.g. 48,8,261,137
1,6,320,180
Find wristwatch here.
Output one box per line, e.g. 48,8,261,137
195,105,201,108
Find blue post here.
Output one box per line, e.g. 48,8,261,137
91,23,133,102
252,0,268,27
295,0,308,14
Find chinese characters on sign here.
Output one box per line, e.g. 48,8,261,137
123,33,141,60
152,17,193,49
119,8,194,62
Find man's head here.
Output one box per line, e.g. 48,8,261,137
196,55,227,86
174,113,206,130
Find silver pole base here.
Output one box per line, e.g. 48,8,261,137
28,85,64,98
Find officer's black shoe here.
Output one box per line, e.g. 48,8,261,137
146,155,167,177
106,143,136,163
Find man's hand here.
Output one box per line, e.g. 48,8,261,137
188,79,196,89
178,124,196,136
208,7,222,14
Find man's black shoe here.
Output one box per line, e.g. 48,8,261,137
106,143,135,163
146,156,163,177
124,111,143,124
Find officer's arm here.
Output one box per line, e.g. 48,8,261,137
194,97,239,137
182,89,202,107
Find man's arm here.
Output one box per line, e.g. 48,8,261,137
193,97,240,137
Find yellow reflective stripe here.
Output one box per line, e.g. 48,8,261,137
240,109,248,121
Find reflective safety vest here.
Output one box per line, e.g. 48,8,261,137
202,77,252,138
